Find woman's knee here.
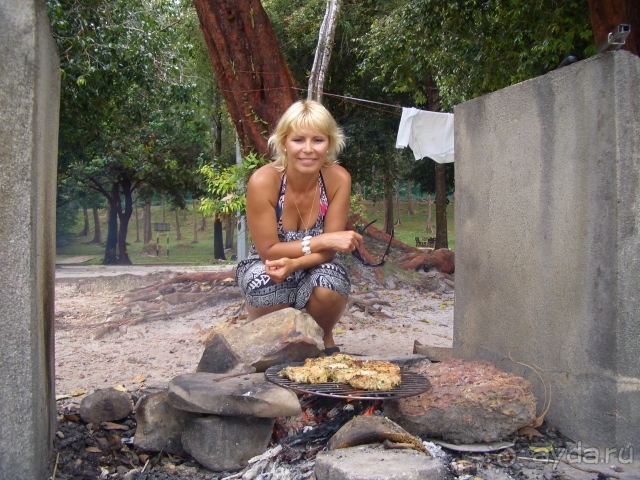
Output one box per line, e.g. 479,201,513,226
308,286,348,307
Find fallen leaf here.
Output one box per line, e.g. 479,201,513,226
439,304,448,310
114,385,127,392
85,447,102,453
70,388,87,397
193,323,201,330
102,422,129,430
131,374,146,384
519,426,544,439
63,414,80,422
55,394,72,400
389,329,397,334
413,328,422,332
138,454,149,462
408,305,417,311
333,328,346,335
529,445,553,453
223,277,235,283
419,319,431,324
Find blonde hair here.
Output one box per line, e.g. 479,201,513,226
268,100,345,171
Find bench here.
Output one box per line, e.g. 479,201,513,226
415,237,428,248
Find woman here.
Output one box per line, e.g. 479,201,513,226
236,100,362,355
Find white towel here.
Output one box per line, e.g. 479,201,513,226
396,107,454,163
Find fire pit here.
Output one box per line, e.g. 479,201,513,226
265,363,431,400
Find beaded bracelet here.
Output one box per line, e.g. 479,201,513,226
301,236,312,256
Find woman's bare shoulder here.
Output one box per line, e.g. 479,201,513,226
322,163,351,183
248,163,282,189
322,163,351,197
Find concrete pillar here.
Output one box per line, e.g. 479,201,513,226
0,1,60,478
454,50,640,450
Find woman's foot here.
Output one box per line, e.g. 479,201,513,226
323,346,341,356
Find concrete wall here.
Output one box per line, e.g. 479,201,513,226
0,1,60,478
454,51,640,449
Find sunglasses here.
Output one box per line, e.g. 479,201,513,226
351,219,394,268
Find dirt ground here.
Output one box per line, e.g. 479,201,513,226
54,263,454,401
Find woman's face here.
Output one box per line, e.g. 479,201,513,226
284,128,329,174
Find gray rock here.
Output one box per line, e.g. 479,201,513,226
328,415,428,454
356,354,430,372
196,333,255,375
133,392,201,454
168,372,301,417
205,307,324,371
79,388,133,424
384,359,536,444
182,416,274,472
315,444,446,480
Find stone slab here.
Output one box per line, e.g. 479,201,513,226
168,372,301,417
315,444,446,480
453,50,640,449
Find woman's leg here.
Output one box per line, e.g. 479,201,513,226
304,286,348,349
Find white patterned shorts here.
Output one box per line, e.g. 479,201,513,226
236,255,351,310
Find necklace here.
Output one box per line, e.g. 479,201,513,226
289,177,319,233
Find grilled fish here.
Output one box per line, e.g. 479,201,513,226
278,354,401,391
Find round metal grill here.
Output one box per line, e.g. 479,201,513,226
265,362,431,400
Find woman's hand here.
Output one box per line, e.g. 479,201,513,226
320,230,363,254
265,258,296,284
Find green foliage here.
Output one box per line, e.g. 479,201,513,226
349,193,366,218
200,152,265,218
359,0,594,110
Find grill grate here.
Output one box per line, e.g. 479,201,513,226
265,362,431,400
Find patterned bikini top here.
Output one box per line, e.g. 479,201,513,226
276,172,329,241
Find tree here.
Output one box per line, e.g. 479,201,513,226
192,0,299,155
307,0,341,102
49,0,210,263
360,0,594,111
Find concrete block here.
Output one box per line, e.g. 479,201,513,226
453,51,640,449
0,1,60,478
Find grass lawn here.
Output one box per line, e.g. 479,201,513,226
56,199,454,265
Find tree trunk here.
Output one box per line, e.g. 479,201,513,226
91,207,102,244
407,180,414,215
115,177,133,264
394,180,402,225
200,209,206,232
427,76,448,249
192,199,199,244
193,0,299,155
383,170,393,234
307,0,341,103
213,217,226,260
588,0,639,55
103,183,119,265
356,182,362,196
78,206,89,236
174,208,183,241
426,194,434,234
134,195,141,243
143,201,152,244
435,163,448,249
225,214,235,249
161,196,165,223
